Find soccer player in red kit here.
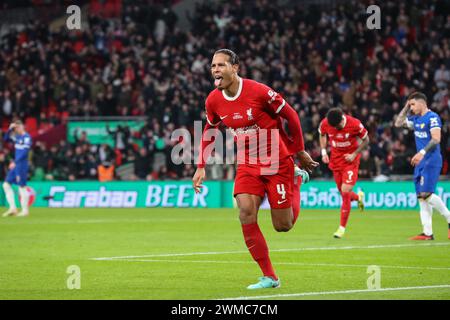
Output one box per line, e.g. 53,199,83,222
192,49,318,289
319,108,369,238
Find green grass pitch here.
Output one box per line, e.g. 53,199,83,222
0,207,449,300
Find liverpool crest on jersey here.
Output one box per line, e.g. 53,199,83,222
247,108,253,120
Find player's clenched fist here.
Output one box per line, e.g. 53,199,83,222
344,153,357,163
410,152,424,166
192,167,206,194
322,149,330,164
297,150,319,173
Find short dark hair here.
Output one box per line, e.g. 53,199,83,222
407,92,427,104
326,108,344,127
214,49,239,65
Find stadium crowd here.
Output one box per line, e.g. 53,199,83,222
0,0,449,181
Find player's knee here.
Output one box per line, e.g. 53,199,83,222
239,207,257,224
273,220,293,232
418,192,432,200
341,185,353,193
274,225,292,232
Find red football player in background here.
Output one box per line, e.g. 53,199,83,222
319,108,369,238
192,49,318,289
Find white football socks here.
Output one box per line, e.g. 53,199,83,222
19,187,29,214
419,199,433,236
3,182,17,211
426,194,450,223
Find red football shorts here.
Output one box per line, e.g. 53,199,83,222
234,157,294,209
333,164,359,191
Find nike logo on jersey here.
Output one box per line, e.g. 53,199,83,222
220,115,228,120
277,199,287,204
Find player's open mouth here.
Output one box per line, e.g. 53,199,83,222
214,76,223,87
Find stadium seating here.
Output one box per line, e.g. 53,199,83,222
0,0,448,181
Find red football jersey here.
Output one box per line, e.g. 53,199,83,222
205,78,292,167
318,115,368,171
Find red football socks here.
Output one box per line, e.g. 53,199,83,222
350,191,359,201
241,223,277,280
340,191,352,227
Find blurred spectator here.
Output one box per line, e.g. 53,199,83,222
107,124,131,152
206,150,224,180
98,161,115,182
98,144,113,163
0,152,8,181
134,147,152,180
359,150,377,179
434,64,450,89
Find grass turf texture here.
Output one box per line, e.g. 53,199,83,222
0,208,449,300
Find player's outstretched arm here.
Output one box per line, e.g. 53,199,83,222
297,150,319,173
193,121,219,193
278,103,318,172
192,167,206,194
394,101,411,128
278,103,305,152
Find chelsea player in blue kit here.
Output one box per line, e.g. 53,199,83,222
395,92,450,240
2,120,32,217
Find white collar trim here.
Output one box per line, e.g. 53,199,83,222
342,115,347,128
222,76,243,101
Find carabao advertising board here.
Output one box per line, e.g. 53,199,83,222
3,181,449,209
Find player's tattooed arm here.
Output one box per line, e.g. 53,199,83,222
423,128,441,153
355,135,370,154
423,139,439,153
345,135,369,162
394,101,411,128
4,123,16,142
411,128,441,166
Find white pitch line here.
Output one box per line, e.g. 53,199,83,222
90,242,450,261
110,258,450,271
1,218,236,225
219,284,450,300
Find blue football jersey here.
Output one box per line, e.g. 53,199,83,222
407,111,442,167
4,129,32,165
